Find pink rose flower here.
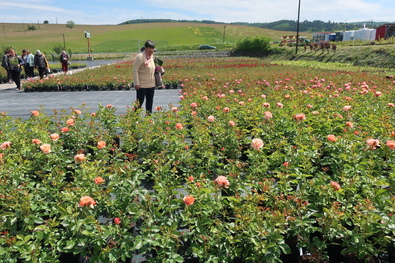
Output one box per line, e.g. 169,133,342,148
214,176,230,188
251,138,264,150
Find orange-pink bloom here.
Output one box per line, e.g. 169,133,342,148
251,138,264,150
386,140,395,149
175,123,184,130
228,121,236,127
263,111,273,120
74,110,82,115
40,143,51,154
66,118,75,126
183,195,195,206
207,115,215,122
32,139,42,145
78,196,97,208
366,138,380,149
0,141,11,150
327,135,337,142
223,107,230,112
294,113,306,120
61,127,70,133
94,176,105,185
97,141,106,149
330,181,341,191
342,105,352,111
31,110,40,116
214,175,230,188
190,102,198,108
50,133,60,141
262,102,270,108
113,217,121,224
345,122,354,128
74,153,86,162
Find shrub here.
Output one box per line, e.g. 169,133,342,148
236,35,272,53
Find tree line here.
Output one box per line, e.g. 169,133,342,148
120,19,391,32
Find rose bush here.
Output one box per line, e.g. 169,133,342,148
0,57,394,262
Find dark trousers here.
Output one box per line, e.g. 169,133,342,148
38,67,46,79
136,87,155,113
10,70,21,89
5,68,11,82
25,65,34,78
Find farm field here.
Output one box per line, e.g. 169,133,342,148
0,22,299,54
0,57,394,262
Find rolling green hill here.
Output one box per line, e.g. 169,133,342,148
0,22,300,54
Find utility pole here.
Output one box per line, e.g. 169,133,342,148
3,23,7,41
295,0,301,54
223,25,226,44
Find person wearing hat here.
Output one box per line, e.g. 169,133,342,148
34,50,49,79
132,40,157,114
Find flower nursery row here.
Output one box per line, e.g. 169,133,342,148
0,63,87,85
0,57,395,263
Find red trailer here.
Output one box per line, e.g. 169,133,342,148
376,24,395,40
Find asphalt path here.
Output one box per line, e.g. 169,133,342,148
0,78,181,119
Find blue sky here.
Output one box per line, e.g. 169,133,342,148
0,0,394,25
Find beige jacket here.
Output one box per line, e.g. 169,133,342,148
132,51,155,88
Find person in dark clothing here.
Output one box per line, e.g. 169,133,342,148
1,49,12,83
60,50,70,74
7,49,24,90
34,50,49,79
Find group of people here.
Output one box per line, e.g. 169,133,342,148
1,49,70,90
1,41,157,113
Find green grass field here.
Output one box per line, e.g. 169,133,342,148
0,22,299,54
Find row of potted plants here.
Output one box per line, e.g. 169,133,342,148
21,61,181,92
0,63,87,84
0,57,394,262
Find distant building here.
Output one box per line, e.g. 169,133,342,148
375,24,395,40
312,32,333,42
313,27,376,42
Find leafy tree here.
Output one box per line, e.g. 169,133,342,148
66,21,75,29
27,25,37,31
236,35,271,53
53,45,63,54
1,44,14,54
43,20,49,24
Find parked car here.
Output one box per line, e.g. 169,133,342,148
199,45,216,50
